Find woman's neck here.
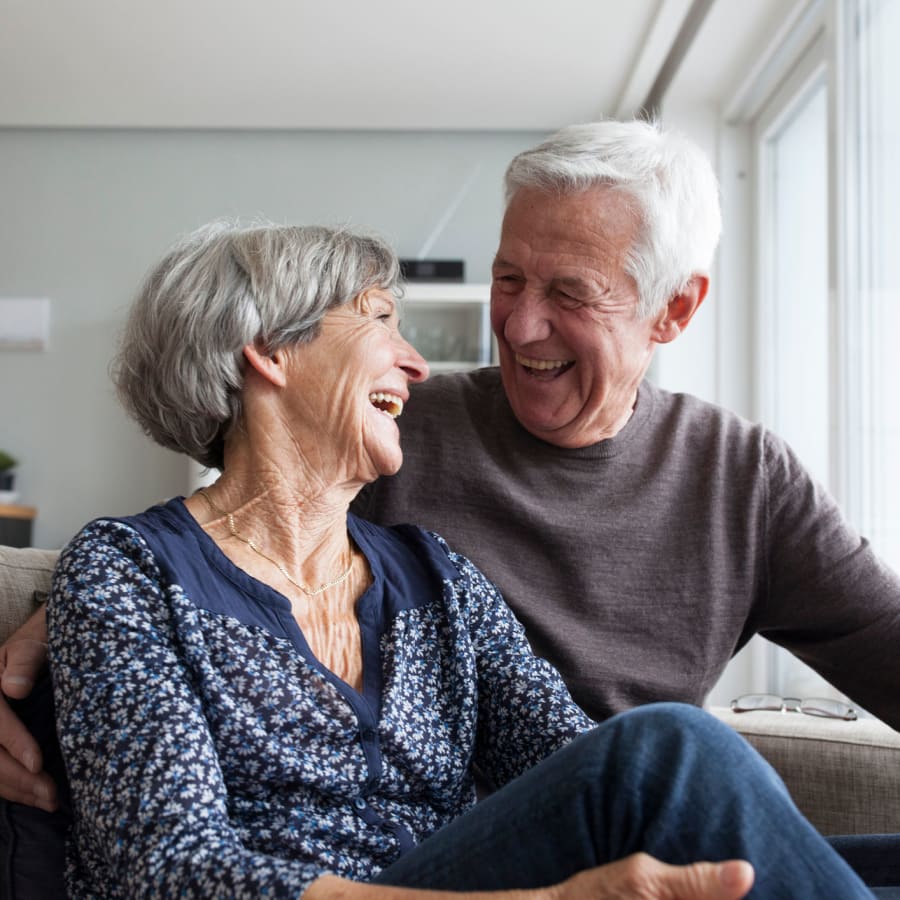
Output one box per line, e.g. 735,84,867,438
187,441,359,597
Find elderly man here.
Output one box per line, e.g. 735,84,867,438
354,119,900,728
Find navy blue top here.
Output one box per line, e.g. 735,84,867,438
48,499,592,898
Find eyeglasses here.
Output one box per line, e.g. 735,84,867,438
730,693,857,721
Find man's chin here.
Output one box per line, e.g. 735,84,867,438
509,404,567,442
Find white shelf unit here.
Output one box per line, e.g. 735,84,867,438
400,283,494,372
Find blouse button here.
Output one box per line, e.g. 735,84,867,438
353,797,367,811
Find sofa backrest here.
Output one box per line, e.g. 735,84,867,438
0,546,60,643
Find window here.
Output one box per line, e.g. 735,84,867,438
839,0,900,568
757,79,829,489
752,32,833,700
750,0,900,704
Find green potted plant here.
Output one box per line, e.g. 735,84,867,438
0,450,18,498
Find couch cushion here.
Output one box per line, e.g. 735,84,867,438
0,546,59,644
710,706,900,835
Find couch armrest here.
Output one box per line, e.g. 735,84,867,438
709,705,900,835
0,546,59,644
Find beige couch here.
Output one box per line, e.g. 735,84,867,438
2,543,899,836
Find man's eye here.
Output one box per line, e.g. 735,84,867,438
556,293,584,309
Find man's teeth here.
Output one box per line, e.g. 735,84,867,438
515,354,573,371
369,392,404,418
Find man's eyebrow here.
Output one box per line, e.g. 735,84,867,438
555,275,592,291
491,256,518,270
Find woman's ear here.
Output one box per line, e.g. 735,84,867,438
242,342,288,388
651,275,709,345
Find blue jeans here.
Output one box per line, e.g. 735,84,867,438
832,836,900,899
375,703,874,898
0,701,890,897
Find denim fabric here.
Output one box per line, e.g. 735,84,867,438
0,802,66,900
0,702,893,897
0,673,68,899
376,704,876,898
830,835,900,888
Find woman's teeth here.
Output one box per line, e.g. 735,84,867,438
369,392,404,418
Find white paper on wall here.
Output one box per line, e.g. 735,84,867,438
0,298,51,351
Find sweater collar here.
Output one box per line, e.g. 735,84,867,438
492,373,658,462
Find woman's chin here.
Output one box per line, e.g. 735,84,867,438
360,442,403,481
376,453,403,478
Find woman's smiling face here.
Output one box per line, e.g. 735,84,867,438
282,288,429,483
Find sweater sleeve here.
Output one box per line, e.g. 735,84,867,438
434,538,594,788
48,520,326,898
757,432,900,727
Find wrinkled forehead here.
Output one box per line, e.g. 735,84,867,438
498,186,641,272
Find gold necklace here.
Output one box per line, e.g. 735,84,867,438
196,488,355,597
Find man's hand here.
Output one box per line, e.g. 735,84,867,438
306,855,754,900
0,607,57,811
554,854,754,899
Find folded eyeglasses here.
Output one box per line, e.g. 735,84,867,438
730,693,857,721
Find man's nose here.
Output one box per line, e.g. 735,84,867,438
503,292,553,346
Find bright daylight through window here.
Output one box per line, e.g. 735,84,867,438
755,0,900,705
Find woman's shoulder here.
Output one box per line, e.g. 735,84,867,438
349,513,497,604
55,498,191,598
349,514,461,582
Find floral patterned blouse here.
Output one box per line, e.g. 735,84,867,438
48,499,592,898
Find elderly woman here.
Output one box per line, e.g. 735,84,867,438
5,222,876,898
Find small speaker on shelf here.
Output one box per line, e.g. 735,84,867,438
399,259,465,283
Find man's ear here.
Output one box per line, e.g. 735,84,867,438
242,342,288,388
651,275,709,345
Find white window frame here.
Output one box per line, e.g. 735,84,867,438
752,35,830,482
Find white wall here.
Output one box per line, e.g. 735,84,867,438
0,128,544,547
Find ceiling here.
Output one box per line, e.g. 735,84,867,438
0,0,801,130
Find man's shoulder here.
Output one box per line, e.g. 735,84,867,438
634,383,784,481
410,367,501,405
644,382,765,441
403,368,503,437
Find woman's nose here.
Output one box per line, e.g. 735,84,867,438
399,337,429,383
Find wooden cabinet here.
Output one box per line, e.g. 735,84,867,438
0,504,36,548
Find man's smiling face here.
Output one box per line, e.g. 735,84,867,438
490,185,666,448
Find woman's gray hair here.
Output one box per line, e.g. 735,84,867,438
112,221,401,470
504,119,722,319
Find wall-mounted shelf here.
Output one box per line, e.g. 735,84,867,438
400,283,494,372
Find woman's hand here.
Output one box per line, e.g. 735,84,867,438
304,855,754,900
0,607,57,811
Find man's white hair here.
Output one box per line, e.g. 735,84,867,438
504,119,722,318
